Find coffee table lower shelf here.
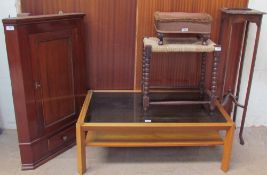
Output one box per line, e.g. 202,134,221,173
76,90,235,175
86,130,224,147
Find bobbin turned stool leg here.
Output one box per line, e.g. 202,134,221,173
210,45,221,114
142,46,146,94
157,32,164,45
200,52,207,100
143,45,152,111
202,34,210,45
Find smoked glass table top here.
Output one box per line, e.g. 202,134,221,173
84,92,226,123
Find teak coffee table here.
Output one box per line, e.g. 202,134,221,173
76,90,235,175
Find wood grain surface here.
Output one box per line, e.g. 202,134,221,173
21,0,248,92
3,13,86,169
135,0,248,93
22,0,136,89
86,130,224,147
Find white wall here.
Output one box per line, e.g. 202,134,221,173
236,0,267,127
0,0,17,129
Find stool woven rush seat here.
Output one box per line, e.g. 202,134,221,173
143,37,216,52
142,37,221,113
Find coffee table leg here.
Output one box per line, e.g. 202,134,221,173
76,124,86,175
221,125,235,172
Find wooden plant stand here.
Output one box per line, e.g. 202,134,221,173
219,8,266,145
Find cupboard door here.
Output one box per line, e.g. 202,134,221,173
30,30,76,131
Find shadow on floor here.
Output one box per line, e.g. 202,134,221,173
102,146,222,163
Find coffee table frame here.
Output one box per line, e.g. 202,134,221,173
76,90,235,175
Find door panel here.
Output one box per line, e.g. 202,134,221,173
30,31,76,129
22,0,137,89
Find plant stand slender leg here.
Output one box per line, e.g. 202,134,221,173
200,52,207,99
76,124,86,175
221,20,233,102
143,45,152,111
239,20,262,145
210,46,221,114
233,22,249,122
221,125,235,172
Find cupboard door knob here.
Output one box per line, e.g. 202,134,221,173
62,136,68,142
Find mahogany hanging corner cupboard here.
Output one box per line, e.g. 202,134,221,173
2,13,87,170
